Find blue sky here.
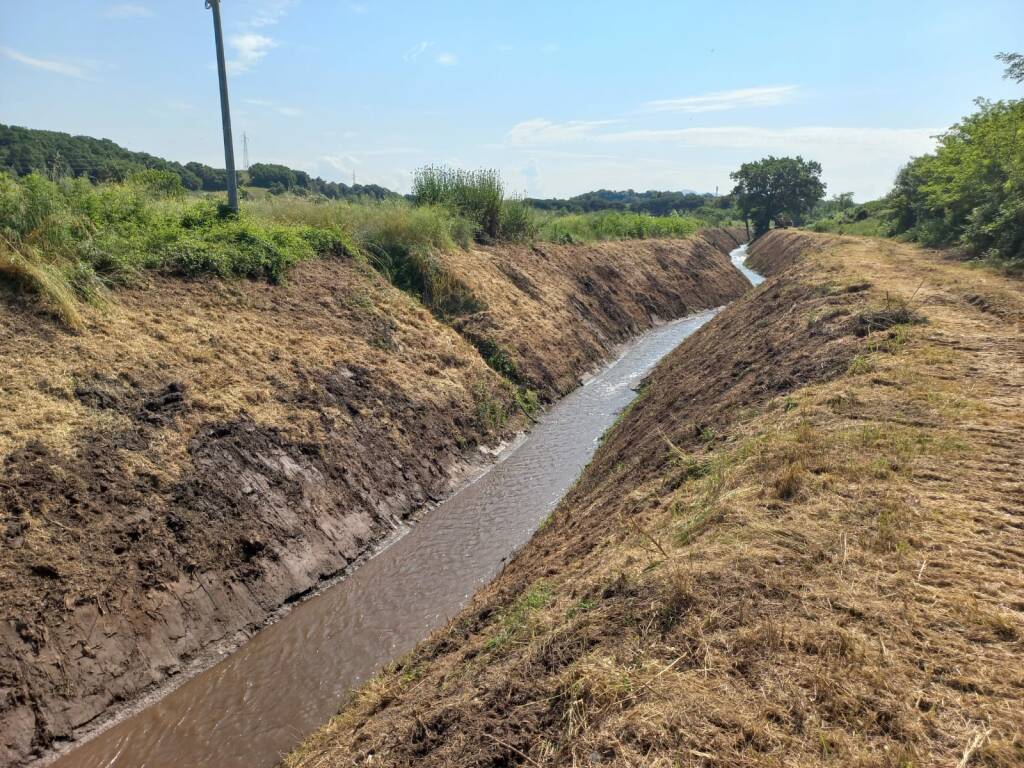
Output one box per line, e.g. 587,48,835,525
1,0,1021,199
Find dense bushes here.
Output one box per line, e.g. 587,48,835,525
888,98,1023,266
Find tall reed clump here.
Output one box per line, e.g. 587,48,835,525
412,166,540,243
413,166,505,241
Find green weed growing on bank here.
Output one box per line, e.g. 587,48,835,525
0,171,354,324
537,210,703,244
0,165,720,328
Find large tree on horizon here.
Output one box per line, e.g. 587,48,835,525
730,156,826,237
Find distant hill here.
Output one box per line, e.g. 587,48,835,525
0,124,395,200
527,188,730,216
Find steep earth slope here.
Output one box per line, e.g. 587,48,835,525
443,229,747,397
287,232,1023,768
0,231,747,765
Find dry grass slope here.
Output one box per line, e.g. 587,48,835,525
0,231,745,765
286,232,1024,768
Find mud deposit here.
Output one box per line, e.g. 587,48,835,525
48,309,722,768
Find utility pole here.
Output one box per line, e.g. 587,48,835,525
206,0,238,212
243,132,250,171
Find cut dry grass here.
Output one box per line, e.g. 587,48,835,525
284,233,1024,768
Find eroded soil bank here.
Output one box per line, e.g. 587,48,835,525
286,231,1024,768
0,229,747,766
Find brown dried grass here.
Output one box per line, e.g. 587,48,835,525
285,234,1024,768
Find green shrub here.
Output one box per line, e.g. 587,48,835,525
499,195,539,242
537,210,702,243
888,98,1024,266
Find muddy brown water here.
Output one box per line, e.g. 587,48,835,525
49,248,761,768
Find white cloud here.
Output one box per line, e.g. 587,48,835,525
245,98,303,117
322,154,362,177
404,41,432,61
248,0,298,28
0,47,90,79
223,0,296,73
507,119,935,157
594,126,937,155
436,52,457,66
350,3,369,13
643,85,800,113
507,118,618,146
229,33,277,74
520,158,542,196
106,3,153,18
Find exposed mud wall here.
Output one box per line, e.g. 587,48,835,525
0,231,746,765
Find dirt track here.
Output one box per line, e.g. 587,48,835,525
0,230,747,766
286,232,1024,768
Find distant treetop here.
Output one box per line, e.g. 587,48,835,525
526,189,729,216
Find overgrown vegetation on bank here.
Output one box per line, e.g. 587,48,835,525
889,96,1023,267
811,55,1023,270
0,170,354,328
536,209,703,243
0,164,726,329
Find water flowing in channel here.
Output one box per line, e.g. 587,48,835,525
52,247,761,768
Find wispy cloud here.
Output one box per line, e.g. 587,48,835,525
0,46,90,79
507,119,937,158
404,42,457,66
507,118,619,146
245,98,303,117
597,126,937,153
229,33,277,74
643,85,800,113
349,3,369,13
404,41,432,61
106,3,153,18
248,0,298,28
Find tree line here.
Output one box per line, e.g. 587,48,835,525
0,124,394,201
527,189,733,217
